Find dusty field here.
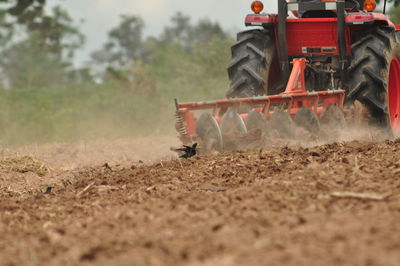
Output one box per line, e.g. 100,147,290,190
1,136,400,266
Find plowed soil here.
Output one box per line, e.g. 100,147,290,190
1,137,400,266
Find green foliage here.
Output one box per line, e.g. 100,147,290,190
389,5,400,23
94,12,233,99
160,13,227,51
91,15,144,71
0,1,85,55
0,36,69,88
387,0,400,7
1,0,46,17
0,10,234,145
0,83,171,145
0,6,86,89
143,36,233,102
34,6,85,57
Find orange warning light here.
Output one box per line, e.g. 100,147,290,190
251,1,264,14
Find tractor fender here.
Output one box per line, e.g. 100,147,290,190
371,12,396,28
346,12,395,29
245,14,273,27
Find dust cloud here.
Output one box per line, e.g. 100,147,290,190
0,136,180,170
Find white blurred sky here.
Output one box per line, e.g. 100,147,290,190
48,0,278,66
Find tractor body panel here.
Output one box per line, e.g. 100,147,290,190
284,18,351,56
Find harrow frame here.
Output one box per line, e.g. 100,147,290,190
175,58,345,144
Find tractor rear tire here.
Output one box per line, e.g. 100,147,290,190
227,29,276,98
348,27,400,134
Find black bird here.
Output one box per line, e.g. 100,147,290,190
175,143,197,159
44,186,53,194
103,162,112,171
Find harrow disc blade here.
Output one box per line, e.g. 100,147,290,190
245,111,271,137
320,104,347,128
196,113,223,155
220,108,247,135
270,109,296,138
294,107,321,134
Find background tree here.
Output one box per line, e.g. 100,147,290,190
389,5,400,23
159,12,227,51
160,12,192,49
91,15,144,71
0,0,74,49
0,5,86,88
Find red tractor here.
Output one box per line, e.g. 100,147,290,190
175,0,400,153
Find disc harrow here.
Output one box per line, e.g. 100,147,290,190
175,58,345,153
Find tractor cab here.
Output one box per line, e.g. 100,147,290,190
289,0,369,18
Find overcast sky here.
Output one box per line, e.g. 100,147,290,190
48,0,278,66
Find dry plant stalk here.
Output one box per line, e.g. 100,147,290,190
331,192,391,201
76,182,95,198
